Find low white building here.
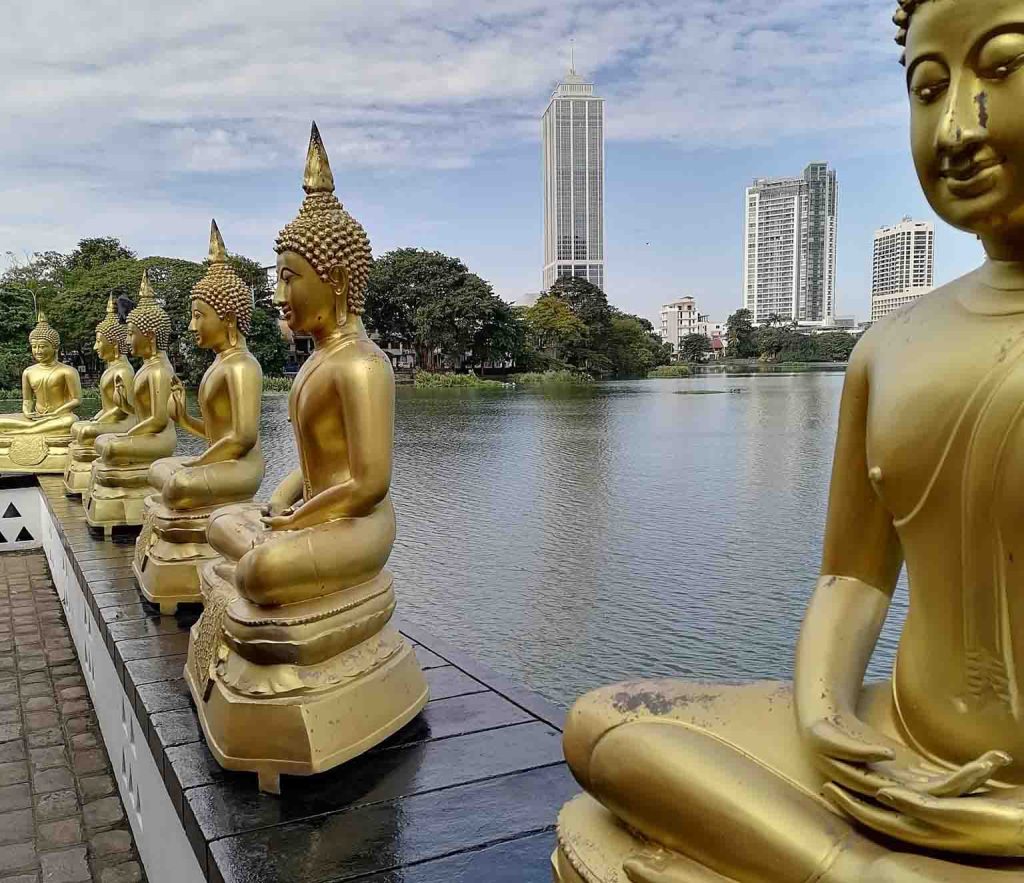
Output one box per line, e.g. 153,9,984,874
660,297,708,352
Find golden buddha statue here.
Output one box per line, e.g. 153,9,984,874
185,123,427,795
86,270,178,534
134,221,265,613
0,314,82,473
63,296,136,496
554,2,1024,880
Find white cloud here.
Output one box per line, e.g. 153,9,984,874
1,0,909,284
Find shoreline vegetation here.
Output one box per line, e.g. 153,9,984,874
413,369,596,389
647,365,693,379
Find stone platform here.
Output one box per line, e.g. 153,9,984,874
2,474,573,882
0,549,146,883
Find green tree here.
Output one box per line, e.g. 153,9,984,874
413,273,505,369
365,249,470,354
523,295,587,364
601,314,671,377
64,238,136,273
471,297,524,370
807,331,857,362
679,333,711,363
548,275,612,331
726,309,756,358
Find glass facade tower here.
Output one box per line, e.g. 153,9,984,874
542,64,605,292
743,163,838,325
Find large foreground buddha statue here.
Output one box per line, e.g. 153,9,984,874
185,123,428,795
86,271,178,533
63,297,136,495
134,221,265,613
0,315,81,473
554,2,1024,881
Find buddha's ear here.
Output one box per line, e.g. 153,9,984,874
328,265,350,323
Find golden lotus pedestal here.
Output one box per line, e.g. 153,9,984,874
133,496,218,614
63,442,98,496
85,462,152,533
185,563,429,795
0,434,72,475
553,794,723,883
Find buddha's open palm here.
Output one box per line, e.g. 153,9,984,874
807,712,1010,798
825,777,1024,856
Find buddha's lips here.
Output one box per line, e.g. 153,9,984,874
941,154,1001,182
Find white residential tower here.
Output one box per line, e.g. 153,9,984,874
871,218,935,321
743,163,838,325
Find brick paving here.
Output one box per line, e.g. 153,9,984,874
0,551,146,883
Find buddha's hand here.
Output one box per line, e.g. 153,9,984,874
113,375,127,408
260,512,295,531
168,379,185,421
822,768,1024,856
805,714,1008,798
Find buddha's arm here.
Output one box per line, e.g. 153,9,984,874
192,361,260,465
127,369,171,436
270,359,392,531
48,368,82,416
21,371,34,417
795,338,905,777
268,468,304,515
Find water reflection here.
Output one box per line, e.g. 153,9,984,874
9,374,907,707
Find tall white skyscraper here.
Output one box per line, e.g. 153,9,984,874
743,162,838,325
871,217,934,321
542,59,605,292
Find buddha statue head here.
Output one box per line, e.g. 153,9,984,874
273,122,373,336
127,269,172,359
94,295,129,364
29,313,60,365
897,0,1024,257
189,220,254,351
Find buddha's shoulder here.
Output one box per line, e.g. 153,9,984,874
332,338,394,374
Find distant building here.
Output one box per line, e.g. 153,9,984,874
660,297,709,353
871,217,934,321
542,57,605,292
743,162,838,326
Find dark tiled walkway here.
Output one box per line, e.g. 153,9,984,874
0,551,145,883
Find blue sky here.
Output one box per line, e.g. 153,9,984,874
0,0,988,325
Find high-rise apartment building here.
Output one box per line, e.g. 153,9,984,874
743,163,838,325
542,60,605,292
871,217,934,321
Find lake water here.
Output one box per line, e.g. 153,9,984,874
8,371,909,707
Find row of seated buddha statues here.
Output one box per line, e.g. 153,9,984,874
1,122,427,796
134,220,265,614
552,0,1024,880
84,271,178,533
0,315,82,473
183,123,428,794
63,297,137,495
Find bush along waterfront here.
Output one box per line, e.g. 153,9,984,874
413,371,510,389
509,370,594,386
648,365,693,379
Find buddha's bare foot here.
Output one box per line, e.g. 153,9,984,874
624,848,734,883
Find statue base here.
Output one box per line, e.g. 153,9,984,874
85,462,153,531
133,496,219,615
63,443,97,496
553,794,726,883
0,434,72,475
185,563,429,794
